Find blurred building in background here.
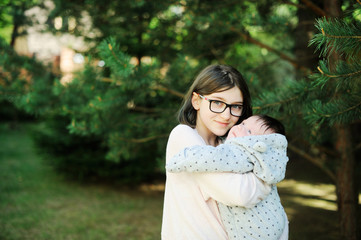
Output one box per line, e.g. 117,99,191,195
12,0,91,84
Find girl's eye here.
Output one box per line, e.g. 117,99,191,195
248,130,251,134
213,100,223,106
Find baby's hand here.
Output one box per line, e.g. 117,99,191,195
227,124,250,140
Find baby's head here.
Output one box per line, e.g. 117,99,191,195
228,114,285,139
253,114,285,136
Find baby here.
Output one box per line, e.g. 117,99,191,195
166,114,289,240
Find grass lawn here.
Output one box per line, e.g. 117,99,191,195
0,123,163,240
0,122,344,239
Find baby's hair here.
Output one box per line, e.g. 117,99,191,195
256,114,285,136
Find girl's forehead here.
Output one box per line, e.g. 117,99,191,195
207,87,243,102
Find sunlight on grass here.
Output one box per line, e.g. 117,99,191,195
290,196,337,211
279,179,337,216
0,123,349,240
277,178,340,240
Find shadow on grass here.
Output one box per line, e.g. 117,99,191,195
278,151,341,240
0,122,353,240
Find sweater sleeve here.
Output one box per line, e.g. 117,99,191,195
226,134,289,184
166,133,289,185
166,143,254,173
166,125,271,208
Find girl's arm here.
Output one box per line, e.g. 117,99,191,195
166,143,254,173
166,125,271,208
167,134,288,184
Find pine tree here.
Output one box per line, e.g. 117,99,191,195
254,4,361,239
310,16,360,240
2,3,360,234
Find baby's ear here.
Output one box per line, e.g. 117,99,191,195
191,92,201,110
252,141,267,153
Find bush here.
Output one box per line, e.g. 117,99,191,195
32,115,163,184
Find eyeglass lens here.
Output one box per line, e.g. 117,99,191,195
210,101,242,116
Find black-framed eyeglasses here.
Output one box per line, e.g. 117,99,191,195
196,93,243,117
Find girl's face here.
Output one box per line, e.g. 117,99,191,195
192,86,243,145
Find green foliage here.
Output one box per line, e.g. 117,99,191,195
3,0,360,186
55,38,171,163
0,37,57,116
307,17,361,127
0,0,46,43
305,98,361,126
27,38,184,182
32,114,163,183
312,59,361,89
48,0,181,62
254,10,361,131
310,17,361,60
1,1,359,237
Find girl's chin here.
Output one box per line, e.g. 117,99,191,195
212,128,230,137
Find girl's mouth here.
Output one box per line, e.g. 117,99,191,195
215,121,229,127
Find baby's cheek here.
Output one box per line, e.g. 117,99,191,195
226,129,237,140
235,126,248,137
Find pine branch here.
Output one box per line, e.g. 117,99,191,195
279,0,306,9
288,143,336,182
321,28,361,39
128,105,160,114
300,0,327,17
310,18,361,59
253,80,313,112
98,38,134,79
313,59,361,89
306,99,361,126
151,84,184,98
119,134,169,143
101,77,184,98
101,77,121,85
228,26,312,75
253,95,300,111
317,66,361,78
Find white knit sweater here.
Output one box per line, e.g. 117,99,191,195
166,134,289,240
162,125,274,240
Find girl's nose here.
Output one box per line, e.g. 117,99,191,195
220,107,232,120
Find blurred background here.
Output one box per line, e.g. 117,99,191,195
0,0,360,239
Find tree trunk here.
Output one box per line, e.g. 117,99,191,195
293,0,322,79
324,0,359,239
335,125,358,240
10,21,19,47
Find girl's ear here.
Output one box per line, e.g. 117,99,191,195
191,92,200,110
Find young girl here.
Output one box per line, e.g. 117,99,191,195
161,65,273,239
166,115,289,239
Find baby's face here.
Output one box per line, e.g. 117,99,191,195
236,116,274,137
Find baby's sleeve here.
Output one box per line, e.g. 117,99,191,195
167,133,289,185
226,134,289,184
166,142,254,174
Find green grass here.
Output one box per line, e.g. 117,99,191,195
0,123,163,240
280,153,341,240
0,122,345,240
